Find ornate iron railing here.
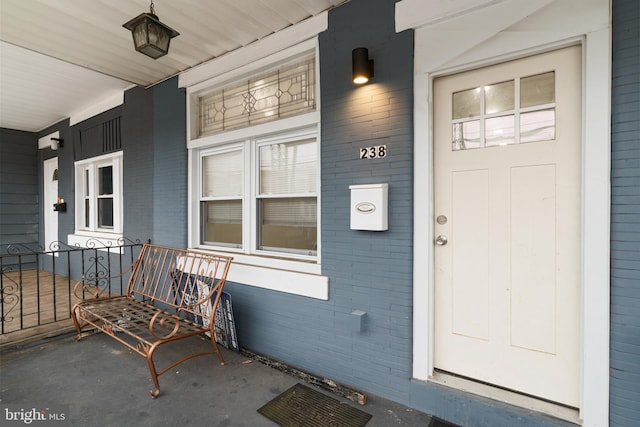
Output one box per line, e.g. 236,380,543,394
0,237,145,335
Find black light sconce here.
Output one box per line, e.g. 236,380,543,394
53,196,66,212
352,48,374,85
123,0,179,59
51,138,63,150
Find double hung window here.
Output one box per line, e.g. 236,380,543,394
200,129,318,259
74,152,123,235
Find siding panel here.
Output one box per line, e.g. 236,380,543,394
0,128,38,251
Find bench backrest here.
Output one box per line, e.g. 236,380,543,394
126,244,233,326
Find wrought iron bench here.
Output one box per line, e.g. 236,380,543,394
71,243,233,398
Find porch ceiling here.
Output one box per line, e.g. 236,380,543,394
0,0,347,133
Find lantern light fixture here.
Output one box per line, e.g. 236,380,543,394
352,47,374,85
123,0,179,59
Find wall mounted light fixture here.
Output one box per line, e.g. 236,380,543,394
123,0,179,59
352,48,374,85
50,138,63,150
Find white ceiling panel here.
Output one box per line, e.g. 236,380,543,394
0,41,133,132
0,0,348,132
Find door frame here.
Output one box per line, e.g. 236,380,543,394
43,157,59,253
431,46,583,410
408,6,611,426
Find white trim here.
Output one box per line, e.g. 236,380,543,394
228,262,327,300
67,232,125,254
412,70,433,381
43,157,59,254
38,131,60,150
431,372,580,424
73,151,123,235
179,13,327,89
69,91,125,126
396,0,520,33
580,27,611,427
194,126,319,262
191,249,327,299
405,0,611,425
187,112,320,150
185,39,317,94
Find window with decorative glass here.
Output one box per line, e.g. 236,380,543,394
199,129,318,259
452,71,555,150
197,57,316,138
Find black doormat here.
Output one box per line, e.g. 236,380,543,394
257,383,372,427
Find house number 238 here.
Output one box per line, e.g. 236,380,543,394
360,145,387,159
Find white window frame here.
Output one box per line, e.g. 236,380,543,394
253,130,319,259
185,36,328,300
69,151,123,247
198,127,319,261
200,143,245,249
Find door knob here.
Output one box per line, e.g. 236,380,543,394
435,235,448,246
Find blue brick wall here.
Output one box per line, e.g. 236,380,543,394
223,0,416,405
320,1,413,402
610,0,640,426
122,78,188,247
319,0,414,402
122,86,154,244
152,77,187,247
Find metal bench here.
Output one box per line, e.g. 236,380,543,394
71,243,233,398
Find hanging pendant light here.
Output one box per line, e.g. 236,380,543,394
123,0,179,59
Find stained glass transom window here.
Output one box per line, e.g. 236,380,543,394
198,58,316,137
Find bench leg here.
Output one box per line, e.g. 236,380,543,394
146,346,161,398
71,305,87,340
209,333,226,366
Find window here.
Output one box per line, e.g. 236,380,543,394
197,57,316,138
186,38,327,299
201,147,243,247
452,71,555,150
199,129,318,260
258,137,317,255
74,152,123,235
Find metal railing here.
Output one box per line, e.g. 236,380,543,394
0,237,145,335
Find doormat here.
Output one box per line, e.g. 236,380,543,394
428,416,462,427
257,383,372,427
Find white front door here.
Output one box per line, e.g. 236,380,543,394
433,46,582,407
43,157,58,252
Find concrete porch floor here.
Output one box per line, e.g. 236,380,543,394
0,332,434,426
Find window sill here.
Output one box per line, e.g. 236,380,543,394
68,232,124,252
192,249,328,300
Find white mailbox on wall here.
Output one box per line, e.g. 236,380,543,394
349,183,388,231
